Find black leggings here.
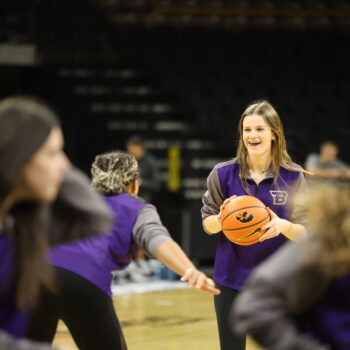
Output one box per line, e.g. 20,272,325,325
214,283,246,350
27,268,127,350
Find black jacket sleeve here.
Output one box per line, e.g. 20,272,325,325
48,167,113,245
231,240,331,350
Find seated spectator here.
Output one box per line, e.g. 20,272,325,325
305,140,350,181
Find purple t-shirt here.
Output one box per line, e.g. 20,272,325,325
50,193,147,296
202,158,307,290
0,234,30,338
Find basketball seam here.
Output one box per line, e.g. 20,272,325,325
229,231,262,245
231,236,260,245
221,205,267,223
222,215,270,231
236,227,262,240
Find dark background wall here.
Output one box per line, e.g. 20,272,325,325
1,0,350,265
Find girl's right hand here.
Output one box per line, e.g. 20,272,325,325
218,195,237,222
204,195,237,234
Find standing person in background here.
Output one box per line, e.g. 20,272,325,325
126,135,161,279
305,140,350,182
126,135,160,203
201,100,308,350
27,151,220,350
232,184,350,350
0,96,112,349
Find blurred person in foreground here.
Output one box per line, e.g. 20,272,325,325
232,183,350,350
0,96,112,349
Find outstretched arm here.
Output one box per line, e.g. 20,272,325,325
132,205,220,295
155,240,220,295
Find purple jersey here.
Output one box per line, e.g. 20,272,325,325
50,193,147,296
202,158,307,290
0,234,30,338
297,272,350,349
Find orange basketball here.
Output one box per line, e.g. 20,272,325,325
220,195,270,245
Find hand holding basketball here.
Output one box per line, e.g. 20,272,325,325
221,195,270,245
260,207,292,241
218,195,237,221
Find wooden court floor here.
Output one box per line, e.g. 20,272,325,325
53,288,261,350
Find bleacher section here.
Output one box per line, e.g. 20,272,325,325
1,1,350,264
91,0,350,30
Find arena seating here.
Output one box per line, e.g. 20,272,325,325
1,0,350,264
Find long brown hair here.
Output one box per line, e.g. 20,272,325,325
10,203,54,310
0,96,59,309
305,184,350,276
236,100,304,192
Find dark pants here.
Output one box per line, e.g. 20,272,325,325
214,283,246,350
27,268,127,350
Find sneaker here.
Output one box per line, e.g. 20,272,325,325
136,259,154,277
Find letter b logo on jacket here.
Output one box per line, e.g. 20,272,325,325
270,191,288,205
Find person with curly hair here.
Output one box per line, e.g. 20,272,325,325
27,151,220,350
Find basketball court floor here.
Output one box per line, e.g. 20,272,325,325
52,281,261,350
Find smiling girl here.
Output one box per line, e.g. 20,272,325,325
201,100,308,350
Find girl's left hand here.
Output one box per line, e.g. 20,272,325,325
180,268,221,295
259,207,291,242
